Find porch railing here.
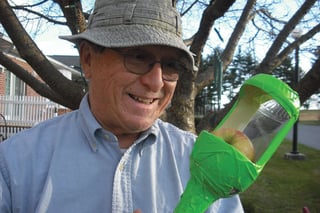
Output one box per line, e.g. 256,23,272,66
0,95,59,141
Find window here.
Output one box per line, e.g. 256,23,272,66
5,70,25,96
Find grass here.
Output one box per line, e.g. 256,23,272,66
300,120,320,126
240,139,320,213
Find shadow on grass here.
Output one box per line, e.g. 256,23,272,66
240,139,320,213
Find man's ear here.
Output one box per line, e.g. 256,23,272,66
79,41,93,79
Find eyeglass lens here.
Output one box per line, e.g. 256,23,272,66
118,49,187,81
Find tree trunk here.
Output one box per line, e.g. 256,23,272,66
296,57,320,103
0,51,75,107
0,0,84,109
166,0,237,132
196,56,320,133
167,71,197,133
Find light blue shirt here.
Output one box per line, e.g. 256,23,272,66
0,95,244,213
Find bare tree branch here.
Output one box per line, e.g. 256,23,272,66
167,0,236,132
220,0,256,70
271,23,320,71
0,51,72,106
251,10,279,38
257,0,318,73
257,8,287,25
194,0,256,93
0,0,84,109
9,0,49,8
54,0,86,35
180,0,199,16
11,6,67,25
296,56,320,103
190,0,236,65
1,0,319,132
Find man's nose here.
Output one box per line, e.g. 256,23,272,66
139,62,164,92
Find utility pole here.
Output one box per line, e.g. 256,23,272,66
285,29,306,160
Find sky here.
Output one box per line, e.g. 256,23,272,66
2,0,319,109
7,0,84,56
34,27,78,56
24,0,318,72
3,0,317,72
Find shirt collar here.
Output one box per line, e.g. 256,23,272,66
136,123,158,144
79,94,103,152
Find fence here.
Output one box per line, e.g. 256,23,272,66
0,95,59,141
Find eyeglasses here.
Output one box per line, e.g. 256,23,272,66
111,48,188,82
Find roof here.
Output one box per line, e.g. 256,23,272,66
0,35,81,76
0,34,19,56
49,55,81,72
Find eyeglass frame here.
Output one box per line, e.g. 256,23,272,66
110,48,189,82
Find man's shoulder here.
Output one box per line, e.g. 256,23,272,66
153,119,196,150
155,119,196,138
0,110,80,150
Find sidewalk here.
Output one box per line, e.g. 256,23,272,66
286,123,320,150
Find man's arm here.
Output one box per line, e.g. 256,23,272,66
0,146,11,213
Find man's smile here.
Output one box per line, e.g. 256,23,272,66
129,94,157,105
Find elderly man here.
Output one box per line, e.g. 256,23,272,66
0,0,244,212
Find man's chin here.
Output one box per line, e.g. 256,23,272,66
130,119,155,132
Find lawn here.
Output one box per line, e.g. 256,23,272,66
240,139,320,213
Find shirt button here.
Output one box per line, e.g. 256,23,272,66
90,142,98,151
119,163,125,171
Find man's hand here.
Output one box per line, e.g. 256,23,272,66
134,209,142,213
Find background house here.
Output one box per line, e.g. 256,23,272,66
0,35,82,96
0,35,81,141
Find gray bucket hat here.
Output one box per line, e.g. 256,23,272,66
59,0,197,71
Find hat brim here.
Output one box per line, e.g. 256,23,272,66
60,24,197,71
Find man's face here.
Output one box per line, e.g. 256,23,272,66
80,43,186,136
